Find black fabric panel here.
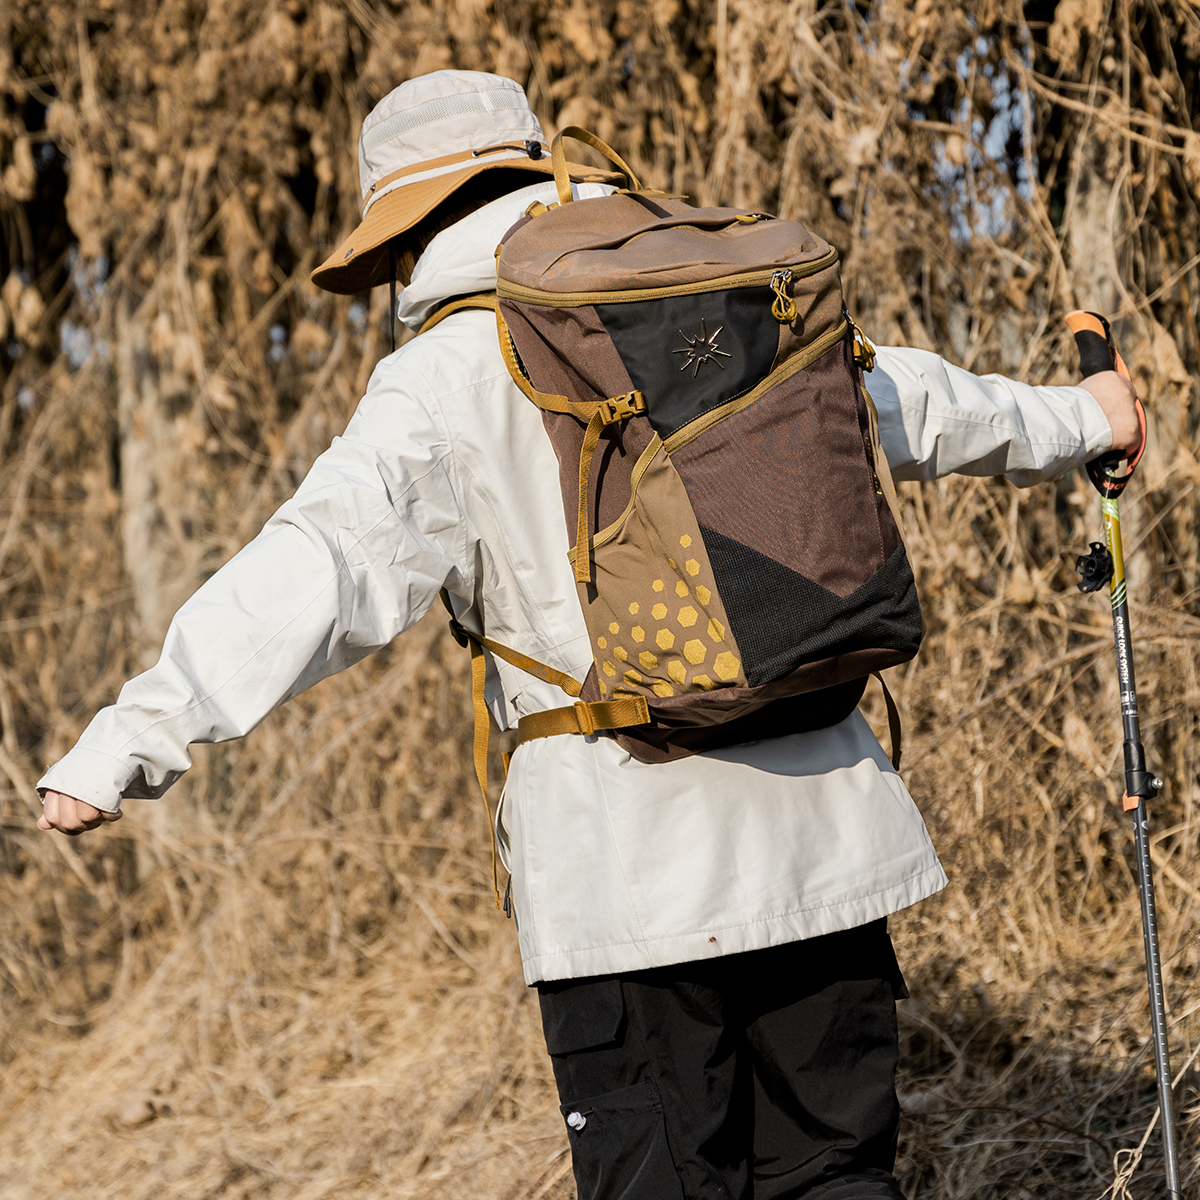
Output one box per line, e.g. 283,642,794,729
699,530,923,687
595,289,778,438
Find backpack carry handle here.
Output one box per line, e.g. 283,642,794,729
551,126,644,206
1066,309,1147,499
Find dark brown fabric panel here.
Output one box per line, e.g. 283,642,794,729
503,301,635,404
670,338,885,599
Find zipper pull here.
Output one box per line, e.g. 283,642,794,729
845,307,876,371
770,269,798,323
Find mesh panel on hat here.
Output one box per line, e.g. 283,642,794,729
362,88,535,155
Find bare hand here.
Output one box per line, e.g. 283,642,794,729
37,790,122,836
1080,370,1142,458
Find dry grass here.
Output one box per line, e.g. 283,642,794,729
1,1,1200,1197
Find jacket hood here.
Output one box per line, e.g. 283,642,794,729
396,179,614,332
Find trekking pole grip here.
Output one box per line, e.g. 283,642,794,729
1065,310,1147,498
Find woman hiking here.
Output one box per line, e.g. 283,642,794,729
37,70,1141,1200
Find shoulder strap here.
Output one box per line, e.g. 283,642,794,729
438,590,582,908
870,671,903,771
419,292,497,335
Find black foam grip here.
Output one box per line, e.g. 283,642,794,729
1074,329,1115,378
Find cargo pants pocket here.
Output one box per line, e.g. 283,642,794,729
560,1078,686,1200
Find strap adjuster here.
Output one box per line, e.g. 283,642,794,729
573,701,597,736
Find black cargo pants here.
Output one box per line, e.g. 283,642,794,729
537,920,907,1200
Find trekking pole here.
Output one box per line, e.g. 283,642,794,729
1068,311,1181,1200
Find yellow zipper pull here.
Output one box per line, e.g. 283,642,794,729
770,269,798,323
850,314,876,372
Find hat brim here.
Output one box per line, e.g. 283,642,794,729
311,158,624,295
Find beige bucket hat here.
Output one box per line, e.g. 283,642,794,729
311,70,621,294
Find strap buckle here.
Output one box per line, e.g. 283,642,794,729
597,390,645,424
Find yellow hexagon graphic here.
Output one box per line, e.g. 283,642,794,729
695,585,711,606
652,579,664,592
652,603,667,620
614,646,628,662
656,628,675,650
678,606,697,627
628,601,640,615
597,635,608,650
692,674,714,689
603,660,617,677
609,621,620,635
668,557,677,570
708,618,725,642
675,580,689,597
713,651,740,681
685,559,700,576
653,681,674,697
639,650,658,670
679,534,692,548
684,639,706,665
631,625,645,642
624,668,643,686
669,660,687,684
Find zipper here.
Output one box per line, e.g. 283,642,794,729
497,246,839,308
662,318,850,453
861,383,884,496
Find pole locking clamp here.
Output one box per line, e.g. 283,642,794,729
1075,542,1113,594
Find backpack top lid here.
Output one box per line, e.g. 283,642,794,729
497,193,835,298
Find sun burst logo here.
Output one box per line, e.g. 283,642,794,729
672,318,732,377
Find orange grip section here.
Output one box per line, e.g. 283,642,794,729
1065,309,1107,337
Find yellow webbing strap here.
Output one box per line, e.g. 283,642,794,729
551,126,645,206
419,292,497,335
495,305,594,420
439,590,587,907
516,695,651,747
871,671,903,771
575,410,606,583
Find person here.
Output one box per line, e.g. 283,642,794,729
37,70,1140,1200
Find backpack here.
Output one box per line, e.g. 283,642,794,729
427,130,922,898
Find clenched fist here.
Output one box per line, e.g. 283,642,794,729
37,790,122,836
1081,370,1142,459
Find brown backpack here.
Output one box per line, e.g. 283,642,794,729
428,130,922,896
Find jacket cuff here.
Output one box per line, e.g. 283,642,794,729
1064,385,1117,461
36,747,134,814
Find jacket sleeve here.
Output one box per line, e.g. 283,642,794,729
36,358,471,813
870,345,1114,486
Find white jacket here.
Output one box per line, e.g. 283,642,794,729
39,180,1114,983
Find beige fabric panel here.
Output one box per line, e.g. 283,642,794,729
580,442,748,700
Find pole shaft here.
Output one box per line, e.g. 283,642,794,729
1102,498,1182,1200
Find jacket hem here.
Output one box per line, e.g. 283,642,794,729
519,860,948,985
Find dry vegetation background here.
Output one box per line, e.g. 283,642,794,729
1,0,1199,1197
